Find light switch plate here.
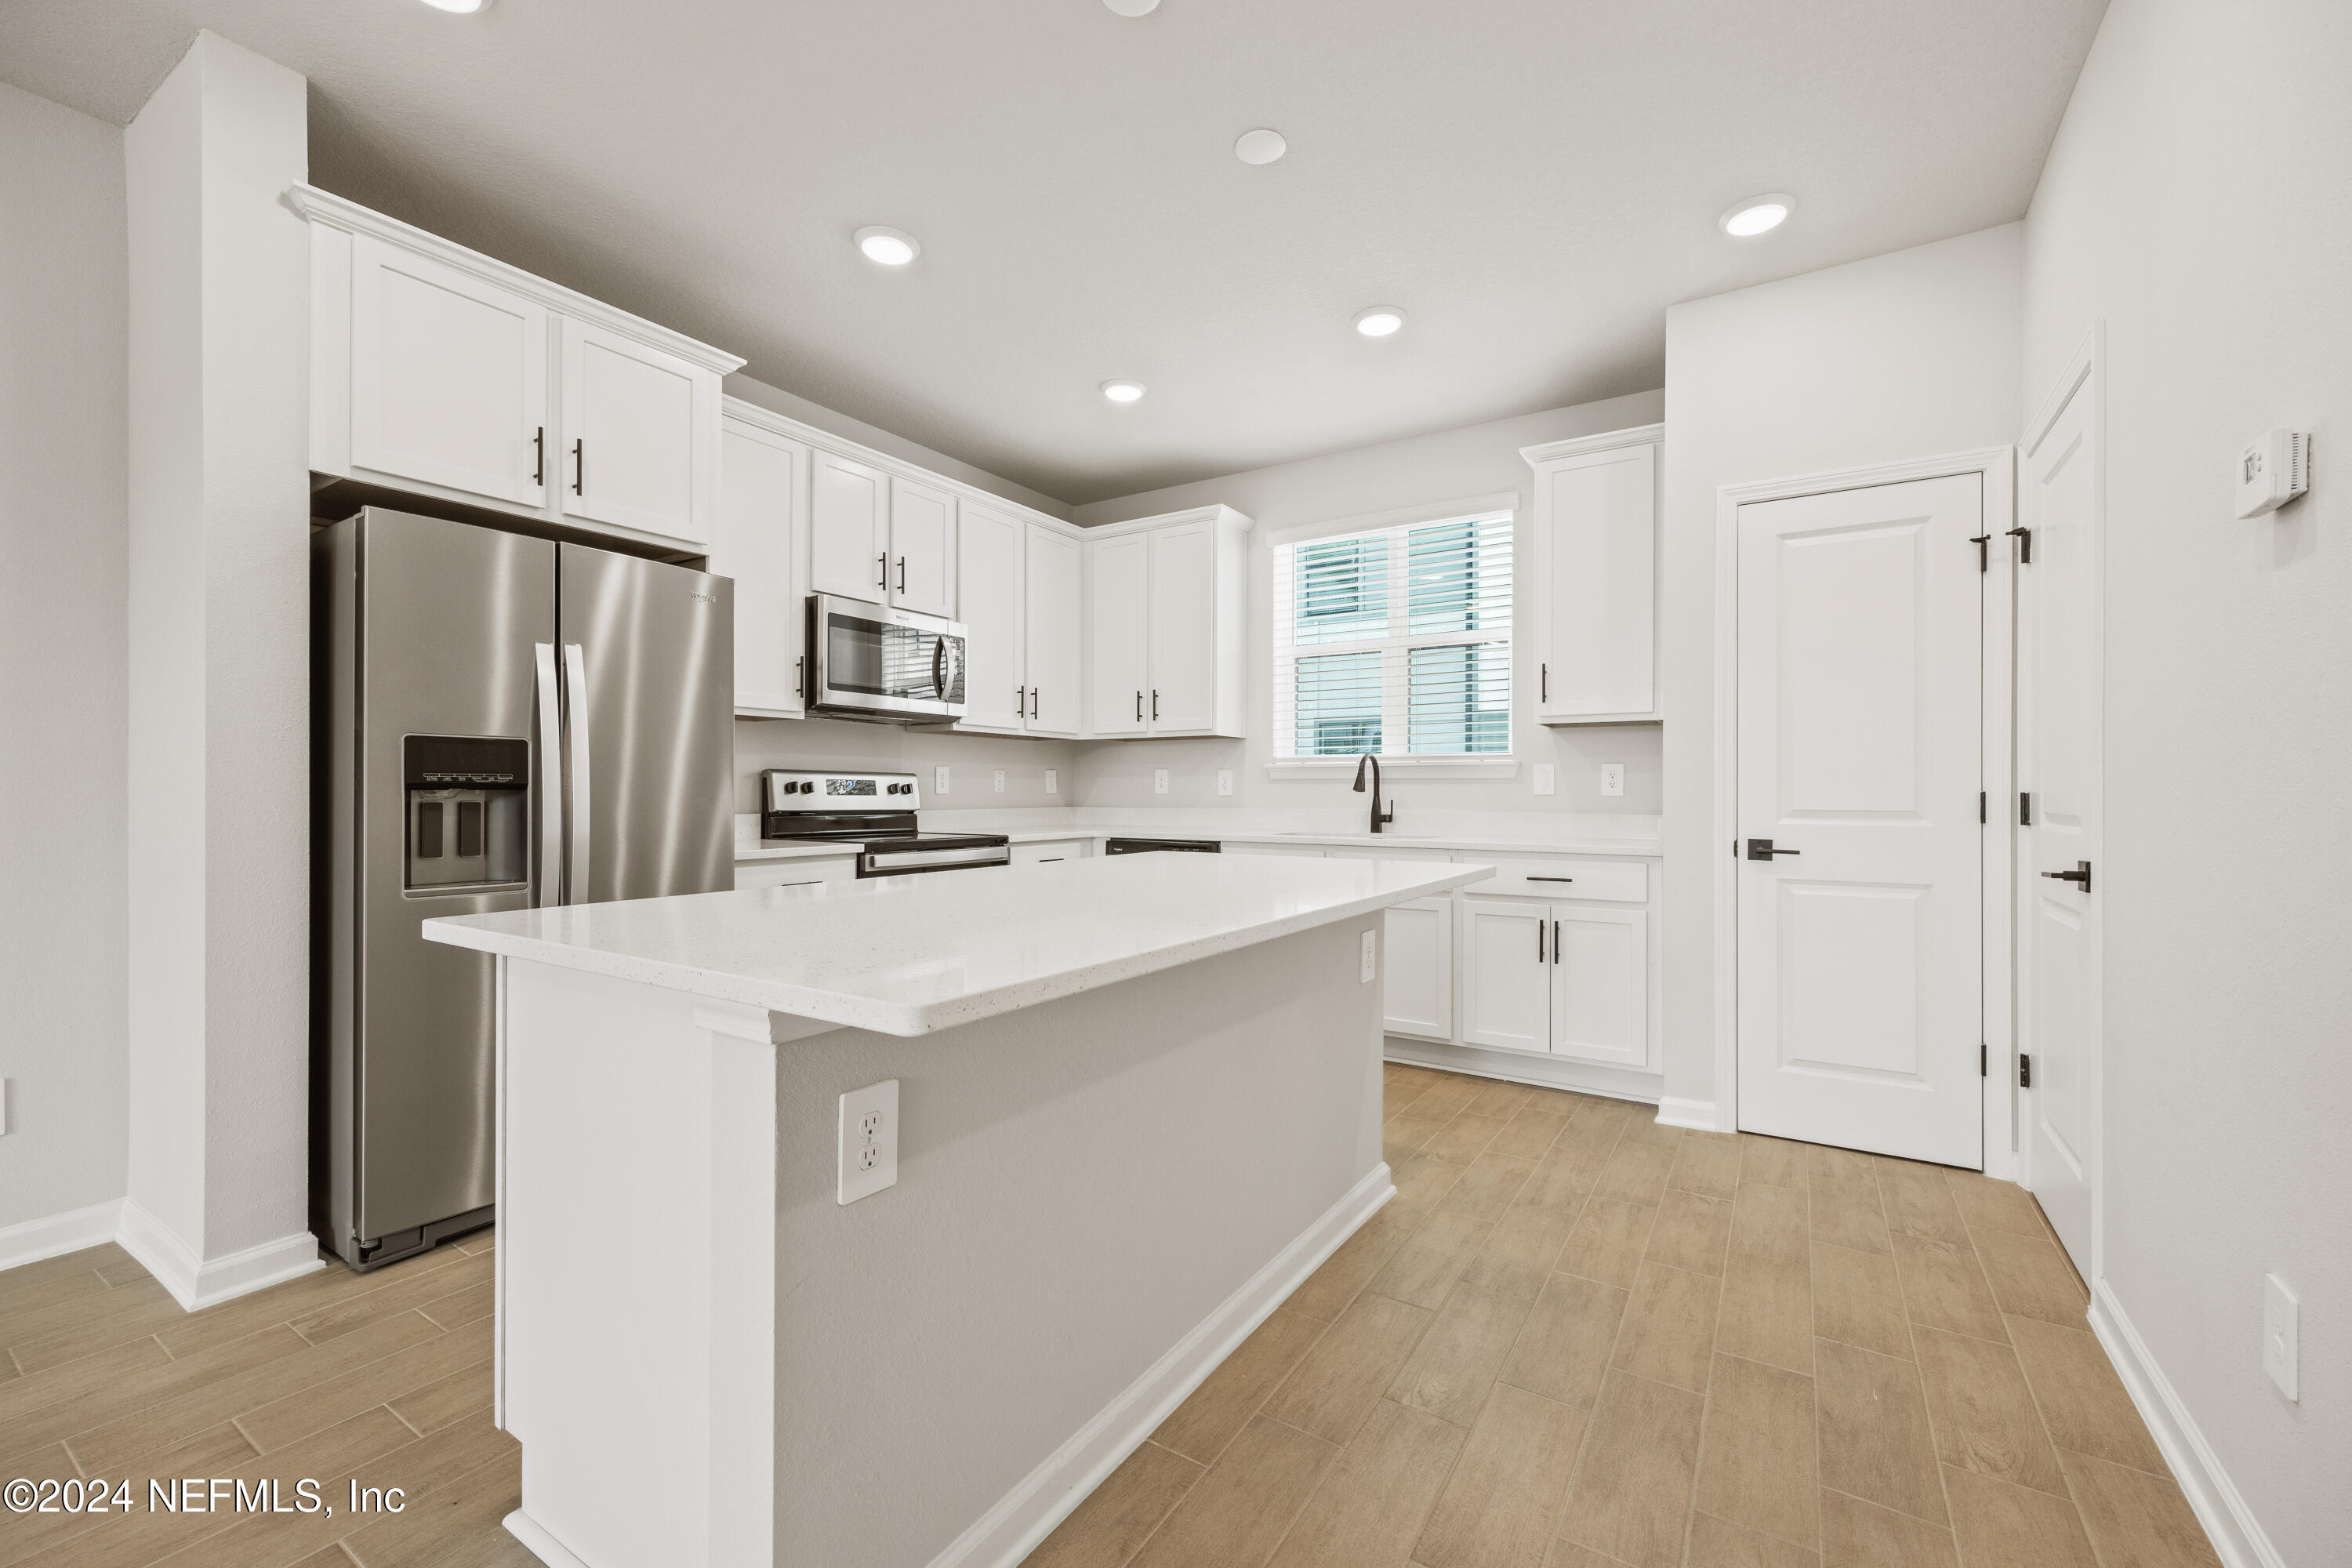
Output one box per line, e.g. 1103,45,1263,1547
838,1080,899,1205
2264,1273,2299,1400
1217,770,1233,797
934,766,950,794
1153,768,1170,795
1360,928,1377,982
993,769,1005,793
1533,764,1556,797
1600,763,1624,797
1045,768,1058,796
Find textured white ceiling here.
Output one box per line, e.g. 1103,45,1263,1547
3,0,2105,503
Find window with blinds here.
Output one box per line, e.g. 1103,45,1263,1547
1273,514,1512,758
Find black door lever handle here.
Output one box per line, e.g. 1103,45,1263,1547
2042,861,2092,892
1745,839,1800,860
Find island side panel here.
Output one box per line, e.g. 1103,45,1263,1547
768,916,1385,1568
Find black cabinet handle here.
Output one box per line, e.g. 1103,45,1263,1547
1029,687,1039,720
2042,861,2092,892
878,554,888,590
1537,918,1545,963
795,655,804,701
1527,875,1576,883
1541,662,1548,702
1135,690,1142,722
532,426,545,486
898,556,907,593
1152,689,1160,720
1553,919,1561,960
572,438,584,495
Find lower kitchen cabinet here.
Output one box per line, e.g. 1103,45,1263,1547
1461,898,1552,1053
735,855,855,891
1382,897,1454,1040
1011,838,1093,866
1457,893,1650,1067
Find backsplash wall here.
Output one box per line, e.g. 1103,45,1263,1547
732,716,1079,814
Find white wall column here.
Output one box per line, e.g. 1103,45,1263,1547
122,30,321,1308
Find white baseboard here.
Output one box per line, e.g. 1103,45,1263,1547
1655,1096,1721,1133
924,1162,1397,1568
1384,1038,1664,1105
2088,1279,2284,1568
504,1508,593,1568
115,1199,326,1312
0,1199,125,1273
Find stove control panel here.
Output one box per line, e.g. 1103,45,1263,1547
762,770,920,811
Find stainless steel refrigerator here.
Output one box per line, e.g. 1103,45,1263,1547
314,507,733,1270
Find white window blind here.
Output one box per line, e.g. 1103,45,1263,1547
1273,513,1512,758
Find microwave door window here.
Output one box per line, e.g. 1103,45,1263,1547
828,614,944,699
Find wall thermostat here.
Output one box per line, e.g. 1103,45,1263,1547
2235,429,2310,518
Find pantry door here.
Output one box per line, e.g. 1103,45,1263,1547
1736,472,1985,1167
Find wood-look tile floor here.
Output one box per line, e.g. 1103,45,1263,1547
1030,1064,2226,1568
0,1227,521,1568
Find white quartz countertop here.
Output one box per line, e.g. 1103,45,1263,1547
424,853,1491,1036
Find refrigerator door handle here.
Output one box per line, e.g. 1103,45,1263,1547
563,643,593,904
533,642,563,907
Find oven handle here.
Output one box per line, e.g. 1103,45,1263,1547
862,844,1011,874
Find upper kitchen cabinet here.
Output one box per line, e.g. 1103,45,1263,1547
1022,524,1082,738
711,408,808,718
956,499,1025,734
888,476,956,618
1522,425,1662,724
809,448,890,599
1083,506,1251,739
295,186,742,553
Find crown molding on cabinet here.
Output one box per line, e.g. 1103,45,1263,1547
1078,503,1256,540
1519,422,1665,468
287,183,746,377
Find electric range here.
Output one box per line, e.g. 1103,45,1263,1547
758,769,1011,877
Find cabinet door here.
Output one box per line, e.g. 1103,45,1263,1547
809,450,889,600
713,420,807,717
1011,840,1088,866
1145,522,1217,731
1459,898,1552,1053
1537,442,1657,721
1550,906,1649,1067
1023,524,1083,737
559,316,713,543
1087,534,1149,735
1383,898,1454,1041
889,476,956,617
350,234,549,508
956,501,1025,732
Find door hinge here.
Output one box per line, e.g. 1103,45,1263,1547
1979,790,1987,824
2006,525,2032,564
1969,533,1991,572
2020,791,2033,826
2019,1053,2034,1089
1980,1042,1987,1077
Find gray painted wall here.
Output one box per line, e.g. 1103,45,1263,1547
0,82,129,1230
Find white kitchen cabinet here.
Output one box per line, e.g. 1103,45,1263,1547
1022,524,1083,737
1523,426,1662,724
889,475,956,617
1087,533,1150,735
734,855,855,891
297,186,739,551
712,414,808,717
1383,898,1454,1041
559,317,717,544
1011,839,1093,866
956,500,1025,733
1461,898,1554,1053
1551,905,1648,1067
1083,505,1251,738
810,449,891,600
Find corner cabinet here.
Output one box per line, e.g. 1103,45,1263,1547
1083,506,1252,739
1522,425,1662,724
296,185,740,554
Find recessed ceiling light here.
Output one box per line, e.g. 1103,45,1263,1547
1719,194,1795,238
1234,129,1287,166
419,0,492,10
854,227,920,267
1100,379,1147,404
1352,307,1406,338
1102,0,1160,13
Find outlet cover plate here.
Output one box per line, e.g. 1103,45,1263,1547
1045,768,1058,795
1600,762,1624,797
993,769,1005,793
2264,1273,2299,1400
1533,763,1556,797
1153,768,1170,794
838,1080,899,1205
1217,769,1233,797
933,766,950,794
1360,928,1377,982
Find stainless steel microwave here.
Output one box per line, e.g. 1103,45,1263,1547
807,593,968,724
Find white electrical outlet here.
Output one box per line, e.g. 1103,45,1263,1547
1600,762,1624,797
1045,768,1058,796
1153,768,1170,795
993,768,1006,793
934,766,950,794
1533,764,1556,797
2264,1273,2299,1400
1217,769,1233,797
1359,929,1377,983
838,1080,899,1205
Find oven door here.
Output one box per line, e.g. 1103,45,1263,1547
808,595,968,721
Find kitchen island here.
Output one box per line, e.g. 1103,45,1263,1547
423,851,1488,1568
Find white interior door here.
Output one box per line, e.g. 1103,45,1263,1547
1736,474,1985,1167
559,317,708,543
713,420,806,717
1087,535,1149,735
956,501,1023,732
350,234,547,508
1382,898,1454,1041
1460,898,1550,1053
1551,906,1649,1067
1023,525,1082,737
1145,523,1215,731
809,451,888,601
888,476,955,617
2019,358,2103,1276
